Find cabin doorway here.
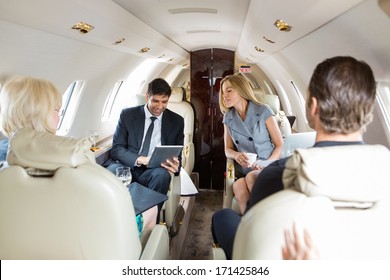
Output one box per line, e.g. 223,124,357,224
190,48,234,189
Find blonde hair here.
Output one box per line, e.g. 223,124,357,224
219,73,261,114
0,76,62,137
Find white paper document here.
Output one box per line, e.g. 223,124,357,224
180,168,199,196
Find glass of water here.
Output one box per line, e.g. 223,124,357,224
88,130,99,148
116,167,132,186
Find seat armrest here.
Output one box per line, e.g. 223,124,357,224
223,158,242,213
209,247,227,260
182,142,195,175
163,173,181,228
223,159,235,208
140,224,169,260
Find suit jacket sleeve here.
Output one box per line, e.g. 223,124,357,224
161,109,184,176
110,107,144,167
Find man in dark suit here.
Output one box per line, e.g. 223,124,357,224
105,78,184,199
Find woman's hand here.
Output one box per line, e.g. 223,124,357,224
235,152,251,168
252,163,264,170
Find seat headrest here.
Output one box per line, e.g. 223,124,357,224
253,89,280,113
283,145,390,206
169,87,184,103
7,128,95,171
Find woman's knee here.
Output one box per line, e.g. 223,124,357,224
233,179,248,197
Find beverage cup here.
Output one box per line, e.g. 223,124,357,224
246,152,257,165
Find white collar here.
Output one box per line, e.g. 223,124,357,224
143,105,163,121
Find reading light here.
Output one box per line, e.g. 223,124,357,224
255,46,265,52
274,19,291,32
71,22,94,34
139,47,150,53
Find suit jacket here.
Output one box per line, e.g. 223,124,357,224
109,105,184,174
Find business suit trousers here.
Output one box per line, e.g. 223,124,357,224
106,162,170,196
132,166,171,223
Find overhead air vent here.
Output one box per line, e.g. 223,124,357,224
263,36,275,44
113,38,126,45
187,30,221,34
168,8,217,14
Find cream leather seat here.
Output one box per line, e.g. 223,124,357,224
167,87,195,175
0,128,169,259
212,144,390,259
223,89,292,212
253,88,291,139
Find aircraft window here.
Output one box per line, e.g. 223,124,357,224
101,81,123,121
290,80,306,108
376,81,390,133
57,81,85,136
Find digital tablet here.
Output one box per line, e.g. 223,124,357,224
147,145,183,168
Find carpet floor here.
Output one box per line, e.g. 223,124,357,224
180,189,223,260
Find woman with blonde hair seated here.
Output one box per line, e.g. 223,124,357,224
219,73,283,214
0,76,156,237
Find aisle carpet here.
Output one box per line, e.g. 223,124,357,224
180,190,223,260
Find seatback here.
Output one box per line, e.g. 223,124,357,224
253,88,291,138
233,144,390,259
167,87,195,175
0,128,142,259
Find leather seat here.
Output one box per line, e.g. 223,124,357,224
167,87,195,175
253,88,291,138
0,128,169,259
212,144,390,259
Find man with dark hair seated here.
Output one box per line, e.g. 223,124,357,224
212,56,377,260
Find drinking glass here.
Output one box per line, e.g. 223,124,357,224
88,130,99,148
116,167,132,186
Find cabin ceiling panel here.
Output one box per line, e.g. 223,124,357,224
0,0,188,64
113,0,250,52
112,0,364,64
0,0,368,67
236,0,365,63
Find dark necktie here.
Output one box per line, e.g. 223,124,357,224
140,117,157,156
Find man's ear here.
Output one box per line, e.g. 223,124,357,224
309,96,319,116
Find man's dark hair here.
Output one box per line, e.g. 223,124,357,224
308,56,376,134
147,78,172,97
